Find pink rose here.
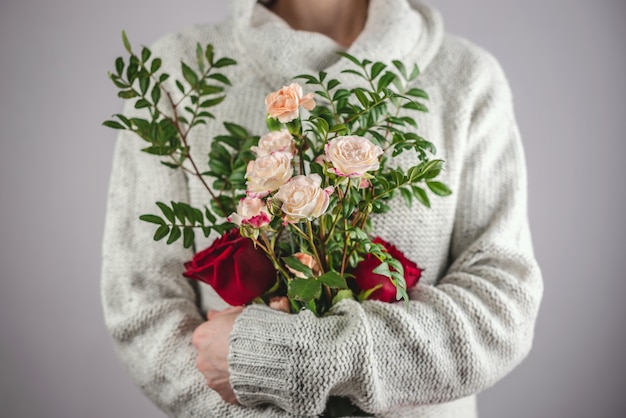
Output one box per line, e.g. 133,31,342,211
227,197,272,228
245,151,294,196
325,135,383,177
274,174,333,223
251,129,296,157
265,83,315,123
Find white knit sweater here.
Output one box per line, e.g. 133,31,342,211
101,0,543,417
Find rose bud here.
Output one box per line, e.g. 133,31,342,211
286,252,321,278
353,237,422,303
227,197,272,228
183,229,276,306
269,296,291,313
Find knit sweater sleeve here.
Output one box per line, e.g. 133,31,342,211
100,77,301,418
227,53,543,416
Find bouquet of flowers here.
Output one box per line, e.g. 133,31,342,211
104,32,450,317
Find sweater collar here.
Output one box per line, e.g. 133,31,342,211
229,0,444,90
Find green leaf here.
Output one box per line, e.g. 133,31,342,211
102,120,125,130
333,88,351,101
153,225,170,241
115,57,124,76
288,278,322,302
392,60,407,78
377,72,397,92
205,44,214,65
181,62,198,86
200,85,224,95
423,160,444,179
150,58,162,74
412,186,431,208
208,73,231,85
387,256,404,277
200,96,225,108
160,161,179,169
175,80,185,94
406,88,429,100
151,85,161,104
167,225,181,244
141,46,151,63
109,75,128,89
318,271,348,289
224,122,248,138
407,166,422,182
400,187,413,208
332,289,355,305
121,30,132,53
195,43,205,73
283,255,314,278
337,51,362,66
341,68,366,79
327,79,340,90
139,214,165,225
294,74,318,84
372,262,392,278
370,62,387,80
214,57,237,68
156,202,175,223
117,90,137,99
171,202,186,224
205,207,216,224
357,284,383,302
183,227,195,248
426,181,452,196
329,124,348,134
135,98,151,109
402,101,429,112
354,88,369,108
409,64,421,80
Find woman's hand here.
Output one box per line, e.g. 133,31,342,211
192,306,244,404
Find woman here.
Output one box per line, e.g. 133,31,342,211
101,0,543,416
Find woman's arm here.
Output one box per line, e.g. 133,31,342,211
226,51,543,416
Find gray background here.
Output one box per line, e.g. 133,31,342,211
1,0,624,417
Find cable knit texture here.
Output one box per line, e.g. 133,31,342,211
101,0,543,417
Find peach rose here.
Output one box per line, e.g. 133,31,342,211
251,129,296,157
286,252,321,278
246,152,294,196
227,197,272,228
325,135,383,177
274,174,333,222
269,296,290,313
265,82,315,123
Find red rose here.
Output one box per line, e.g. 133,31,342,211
183,229,276,306
353,237,422,302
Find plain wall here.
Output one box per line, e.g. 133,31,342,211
0,1,624,417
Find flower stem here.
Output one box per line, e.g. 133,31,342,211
306,219,325,273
